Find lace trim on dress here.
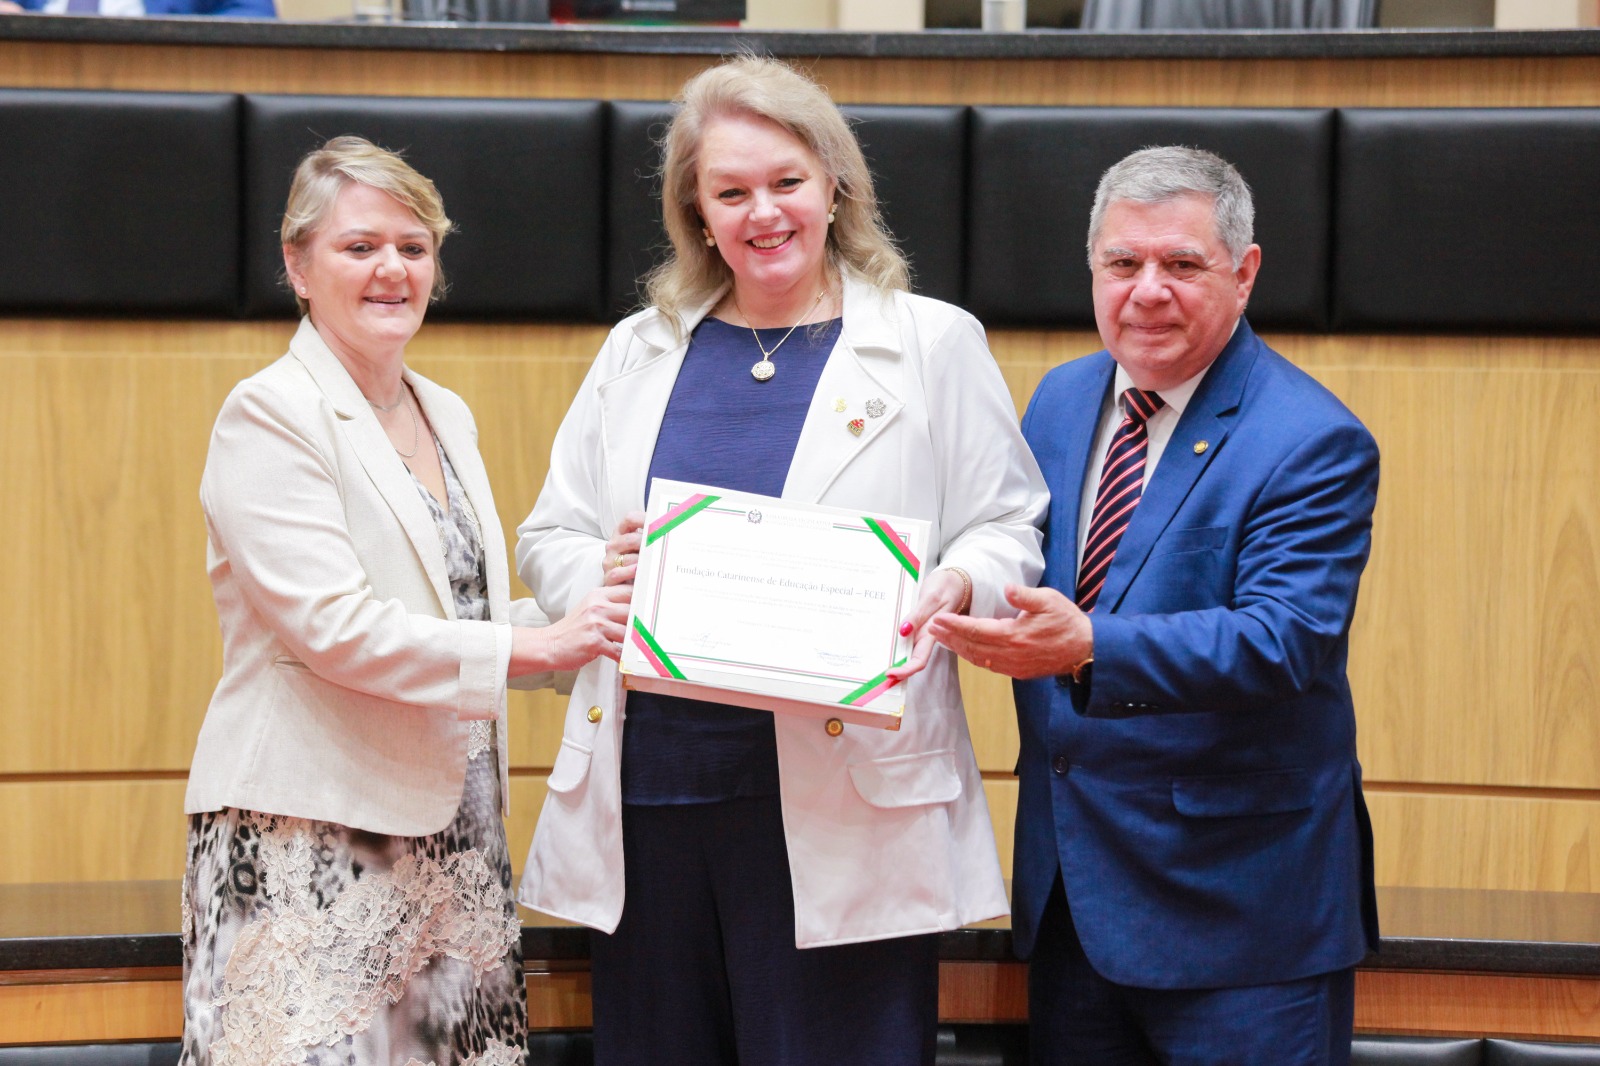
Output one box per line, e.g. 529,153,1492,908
404,1041,524,1066
466,720,494,762
208,812,520,1066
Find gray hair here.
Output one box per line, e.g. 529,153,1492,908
1086,146,1254,268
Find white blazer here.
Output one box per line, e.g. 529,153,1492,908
515,277,1049,948
185,318,551,836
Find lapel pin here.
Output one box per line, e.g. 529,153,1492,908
865,398,887,419
847,418,865,437
832,397,848,413
1193,441,1209,455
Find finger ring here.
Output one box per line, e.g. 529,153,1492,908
610,554,622,570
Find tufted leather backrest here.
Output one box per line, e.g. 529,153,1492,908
3,90,1597,335
965,106,1335,330
0,89,239,316
241,93,607,321
1333,108,1600,331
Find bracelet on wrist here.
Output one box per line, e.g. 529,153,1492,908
944,566,973,616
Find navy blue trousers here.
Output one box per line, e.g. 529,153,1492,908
1028,876,1356,1066
590,796,940,1066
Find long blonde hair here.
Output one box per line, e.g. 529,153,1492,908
644,55,910,336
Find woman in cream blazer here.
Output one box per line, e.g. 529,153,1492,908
181,137,626,1066
186,316,558,834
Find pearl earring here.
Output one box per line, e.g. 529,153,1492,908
827,204,837,224
297,288,307,296
703,227,716,248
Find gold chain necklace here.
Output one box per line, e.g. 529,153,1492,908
733,288,828,382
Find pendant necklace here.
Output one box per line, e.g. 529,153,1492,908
370,387,420,458
734,287,828,382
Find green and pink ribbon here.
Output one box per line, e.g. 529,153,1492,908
630,618,685,680
645,493,720,546
839,658,909,706
863,517,919,579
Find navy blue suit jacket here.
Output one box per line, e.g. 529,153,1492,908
1012,319,1381,990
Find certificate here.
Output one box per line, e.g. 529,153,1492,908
620,478,929,731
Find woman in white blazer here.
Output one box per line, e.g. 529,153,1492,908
180,136,628,1066
515,58,1049,1066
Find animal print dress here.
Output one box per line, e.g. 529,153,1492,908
180,441,528,1066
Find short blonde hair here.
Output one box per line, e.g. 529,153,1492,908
280,135,454,315
645,55,910,335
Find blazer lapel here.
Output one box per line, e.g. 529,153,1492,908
784,279,905,504
1097,321,1259,614
288,319,453,617
596,306,695,519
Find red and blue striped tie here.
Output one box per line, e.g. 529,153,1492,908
1076,388,1166,612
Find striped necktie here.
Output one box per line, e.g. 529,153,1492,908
1076,387,1166,612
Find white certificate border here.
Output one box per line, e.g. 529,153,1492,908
641,501,916,687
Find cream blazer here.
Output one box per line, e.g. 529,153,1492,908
185,318,551,836
515,277,1049,948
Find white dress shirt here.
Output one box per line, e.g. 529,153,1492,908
1075,356,1215,573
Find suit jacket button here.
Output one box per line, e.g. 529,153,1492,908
586,706,603,723
1051,755,1069,775
825,718,845,737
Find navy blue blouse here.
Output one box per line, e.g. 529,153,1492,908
621,314,844,805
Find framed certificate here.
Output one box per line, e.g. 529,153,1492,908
620,478,929,731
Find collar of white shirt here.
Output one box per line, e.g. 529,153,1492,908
1075,318,1239,568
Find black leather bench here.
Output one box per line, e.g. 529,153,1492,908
241,93,608,321
0,88,239,316
965,105,1335,330
1333,107,1600,331
3,88,1598,335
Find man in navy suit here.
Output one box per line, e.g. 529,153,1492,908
930,146,1380,1065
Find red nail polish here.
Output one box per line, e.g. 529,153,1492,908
888,676,901,687
899,622,913,637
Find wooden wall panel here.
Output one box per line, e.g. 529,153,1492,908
0,329,266,775
0,779,187,884
1367,789,1600,893
1272,335,1600,792
5,321,1600,888
505,771,550,880
1355,970,1600,1040
0,974,183,1045
8,967,1600,1045
3,44,1600,108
